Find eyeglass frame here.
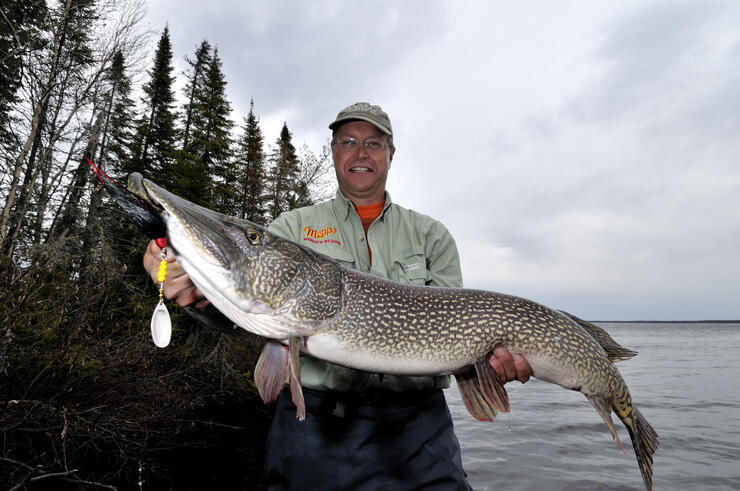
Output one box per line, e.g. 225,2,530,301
331,135,394,154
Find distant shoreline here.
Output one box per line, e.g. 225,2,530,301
591,320,740,324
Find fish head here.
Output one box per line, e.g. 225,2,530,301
127,174,343,337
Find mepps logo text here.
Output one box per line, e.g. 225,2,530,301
302,225,341,245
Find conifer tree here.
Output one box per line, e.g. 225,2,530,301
181,40,212,151
100,50,136,176
172,46,233,210
129,26,178,182
267,122,300,220
197,48,234,213
234,99,267,223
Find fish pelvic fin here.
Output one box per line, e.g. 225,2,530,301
254,338,307,421
255,340,289,405
288,336,306,421
586,393,626,454
454,367,498,421
474,359,510,413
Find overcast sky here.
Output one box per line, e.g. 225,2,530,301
145,0,740,320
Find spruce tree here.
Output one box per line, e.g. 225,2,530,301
201,48,234,214
101,50,136,176
181,40,212,151
267,122,299,220
172,46,233,210
129,26,178,182
234,99,267,223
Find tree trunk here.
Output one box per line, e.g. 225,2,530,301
0,0,72,251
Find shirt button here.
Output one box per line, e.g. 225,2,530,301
359,236,365,242
363,265,370,271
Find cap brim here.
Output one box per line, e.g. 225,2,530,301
329,116,392,135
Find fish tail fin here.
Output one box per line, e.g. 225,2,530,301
607,377,659,491
618,404,659,491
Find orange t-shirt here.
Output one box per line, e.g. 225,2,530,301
354,201,385,264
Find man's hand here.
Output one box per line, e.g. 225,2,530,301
143,240,210,309
487,346,532,384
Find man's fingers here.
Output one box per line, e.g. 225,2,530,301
492,346,516,382
144,240,208,308
513,354,532,383
488,354,506,383
488,346,532,384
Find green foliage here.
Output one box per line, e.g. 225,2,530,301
235,99,269,223
181,39,212,151
104,50,137,176
267,122,300,221
176,44,235,212
130,26,179,181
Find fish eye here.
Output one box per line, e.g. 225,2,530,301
246,230,260,243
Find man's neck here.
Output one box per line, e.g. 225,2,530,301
340,189,386,207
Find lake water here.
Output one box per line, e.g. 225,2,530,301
446,322,740,491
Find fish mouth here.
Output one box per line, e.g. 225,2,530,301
127,173,167,217
129,174,234,269
96,171,167,239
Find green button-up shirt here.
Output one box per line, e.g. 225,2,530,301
268,190,463,392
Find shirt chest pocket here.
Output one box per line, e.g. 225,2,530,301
394,247,430,285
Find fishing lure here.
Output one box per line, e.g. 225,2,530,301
150,236,172,348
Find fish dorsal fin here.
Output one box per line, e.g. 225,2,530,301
559,311,638,362
454,366,498,422
255,340,289,405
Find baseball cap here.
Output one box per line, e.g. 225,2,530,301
328,102,393,136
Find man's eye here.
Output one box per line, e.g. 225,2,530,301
340,138,357,147
365,140,381,149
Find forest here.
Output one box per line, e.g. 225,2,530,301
1,1,333,488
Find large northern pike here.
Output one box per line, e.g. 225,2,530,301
96,167,658,490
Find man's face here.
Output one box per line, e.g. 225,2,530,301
332,121,395,205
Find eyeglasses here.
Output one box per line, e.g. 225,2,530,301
332,136,393,154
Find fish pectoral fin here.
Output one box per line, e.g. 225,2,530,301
474,359,511,413
255,340,289,405
454,366,498,422
288,336,306,421
586,393,626,454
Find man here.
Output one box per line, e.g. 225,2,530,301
144,102,531,489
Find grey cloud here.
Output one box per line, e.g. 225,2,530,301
159,1,447,134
